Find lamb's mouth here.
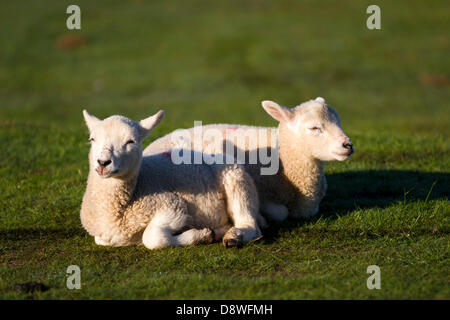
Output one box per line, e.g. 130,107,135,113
96,167,119,177
332,151,353,160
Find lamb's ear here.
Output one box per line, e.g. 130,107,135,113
138,110,165,140
315,97,325,103
83,109,101,132
261,100,294,123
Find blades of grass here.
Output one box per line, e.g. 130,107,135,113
425,181,438,203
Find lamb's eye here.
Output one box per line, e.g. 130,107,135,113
309,127,322,132
126,140,135,145
89,137,95,142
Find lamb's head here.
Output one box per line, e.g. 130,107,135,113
83,110,165,178
262,97,353,161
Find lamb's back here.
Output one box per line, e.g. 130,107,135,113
144,124,276,156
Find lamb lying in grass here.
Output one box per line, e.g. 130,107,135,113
145,97,353,221
80,110,265,249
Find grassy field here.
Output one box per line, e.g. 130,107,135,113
0,0,449,299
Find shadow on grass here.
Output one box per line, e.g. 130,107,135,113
262,170,449,241
323,170,449,215
0,227,85,241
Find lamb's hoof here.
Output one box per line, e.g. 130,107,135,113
222,237,243,248
199,228,215,244
206,228,215,244
222,227,244,248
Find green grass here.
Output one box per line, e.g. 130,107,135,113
0,0,449,299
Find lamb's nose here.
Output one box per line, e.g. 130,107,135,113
97,159,112,167
343,142,353,153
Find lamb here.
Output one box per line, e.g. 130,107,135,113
144,97,353,221
80,109,265,249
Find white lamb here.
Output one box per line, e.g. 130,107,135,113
145,97,353,221
80,110,265,249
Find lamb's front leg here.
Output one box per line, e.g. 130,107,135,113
142,209,214,249
291,175,327,219
174,228,215,246
261,202,289,222
291,194,321,219
221,165,264,247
